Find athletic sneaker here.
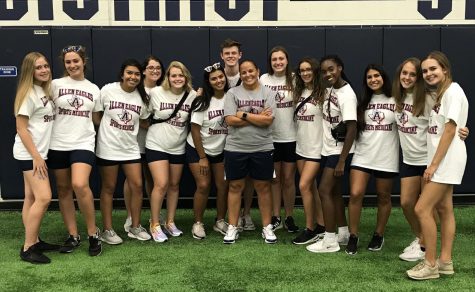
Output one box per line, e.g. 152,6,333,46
213,219,228,235
437,259,454,275
123,216,132,233
192,222,206,240
407,261,439,280
150,222,168,243
223,225,239,244
242,214,256,231
36,238,60,252
367,232,384,251
100,229,123,245
337,231,350,246
306,234,340,253
403,237,420,253
20,245,50,264
292,228,319,245
128,225,151,241
262,224,277,244
399,246,425,262
271,216,283,231
284,216,299,233
88,228,102,257
164,222,183,237
237,216,244,232
345,234,359,255
59,235,81,253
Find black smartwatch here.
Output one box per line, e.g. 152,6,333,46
241,112,248,120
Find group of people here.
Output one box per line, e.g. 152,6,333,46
13,39,468,281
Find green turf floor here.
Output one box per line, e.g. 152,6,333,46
0,207,474,291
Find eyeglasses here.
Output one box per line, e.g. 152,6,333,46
62,45,82,53
146,66,161,72
204,63,221,72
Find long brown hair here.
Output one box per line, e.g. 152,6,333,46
392,58,426,117
422,51,452,105
267,46,294,92
293,57,324,105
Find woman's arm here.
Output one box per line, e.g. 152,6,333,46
16,115,48,179
92,111,102,126
424,120,456,182
458,126,469,140
236,108,274,128
334,120,357,177
190,123,210,176
225,115,250,127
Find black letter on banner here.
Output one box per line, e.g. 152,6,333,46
215,0,249,21
466,0,475,19
263,0,277,21
38,0,53,20
418,0,452,19
63,0,98,20
114,0,129,21
190,0,204,21
145,0,159,21
166,0,179,20
0,0,27,20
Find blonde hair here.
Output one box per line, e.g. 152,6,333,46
14,52,52,115
422,51,452,105
161,61,193,92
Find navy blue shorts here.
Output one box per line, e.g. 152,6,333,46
351,165,398,179
273,142,296,163
400,162,425,178
16,159,34,171
224,150,274,181
140,153,147,164
321,154,353,172
47,150,95,169
96,157,142,167
145,148,185,164
296,154,321,163
185,142,224,164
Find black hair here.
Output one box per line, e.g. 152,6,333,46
319,54,352,87
118,58,148,105
190,65,229,113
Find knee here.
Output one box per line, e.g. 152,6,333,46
56,183,72,198
128,180,143,194
377,193,392,205
400,197,415,212
414,203,430,219
299,181,311,194
229,182,244,194
72,180,90,196
167,183,180,194
349,191,364,203
195,180,211,194
36,192,52,208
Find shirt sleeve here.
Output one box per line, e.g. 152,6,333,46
190,110,205,126
224,90,237,117
443,84,465,125
340,88,357,122
17,94,35,117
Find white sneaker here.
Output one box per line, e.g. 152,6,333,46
213,219,228,235
337,232,350,246
262,224,277,244
237,216,244,232
123,216,132,233
399,246,425,262
192,222,206,240
149,222,168,243
128,225,151,241
223,225,239,244
164,222,183,237
407,261,439,280
100,229,123,245
242,214,256,231
306,234,340,253
403,238,420,253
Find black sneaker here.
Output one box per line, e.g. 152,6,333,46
36,238,60,252
88,234,102,257
367,232,384,251
271,216,283,231
345,234,359,255
59,235,81,253
292,228,318,245
284,216,299,233
20,245,51,264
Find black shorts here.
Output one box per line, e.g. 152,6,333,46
16,160,34,171
351,165,398,179
47,150,95,169
224,150,274,181
140,153,147,164
321,154,353,172
96,157,142,167
400,162,425,178
296,154,321,163
185,142,224,164
145,148,185,164
273,142,296,163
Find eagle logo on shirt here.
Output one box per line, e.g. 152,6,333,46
368,110,385,124
275,91,286,103
67,95,84,110
398,112,408,126
117,110,133,124
40,96,49,107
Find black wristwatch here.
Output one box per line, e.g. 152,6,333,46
241,112,248,120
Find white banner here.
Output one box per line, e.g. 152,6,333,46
0,0,474,26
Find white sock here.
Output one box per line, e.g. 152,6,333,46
325,232,336,239
338,226,349,234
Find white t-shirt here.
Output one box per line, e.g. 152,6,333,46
260,73,296,142
427,82,468,184
321,84,357,156
227,73,241,88
49,76,101,152
13,85,55,160
295,89,323,159
395,93,430,166
146,86,197,155
186,96,227,157
137,86,155,154
96,82,148,160
351,94,399,172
